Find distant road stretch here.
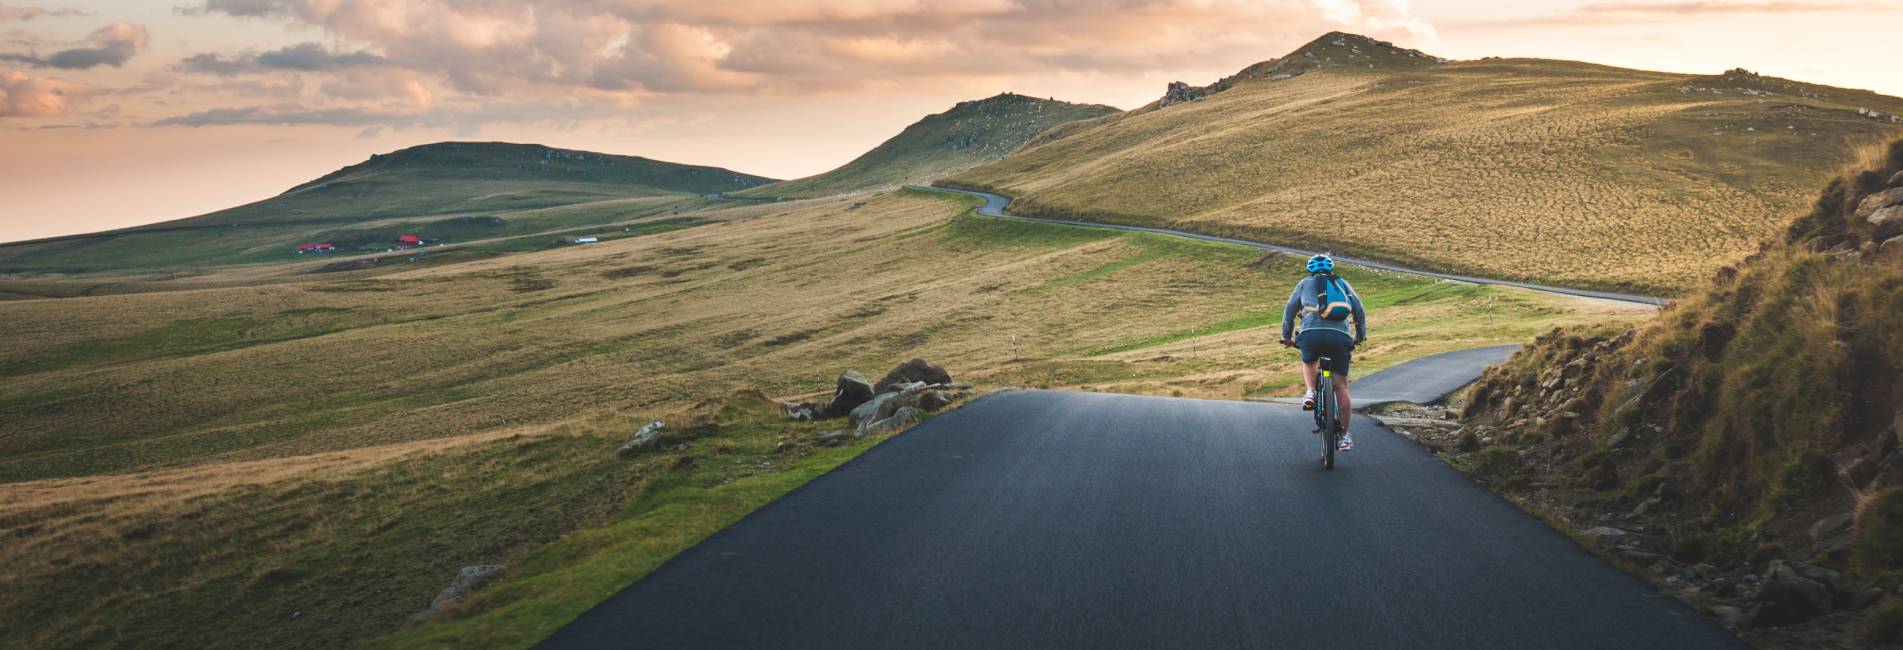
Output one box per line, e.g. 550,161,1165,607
916,185,1668,307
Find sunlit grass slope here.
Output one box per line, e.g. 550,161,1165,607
947,32,1903,294
735,93,1117,199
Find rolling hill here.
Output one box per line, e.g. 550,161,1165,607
0,185,1639,648
0,142,775,273
735,93,1118,199
945,32,1903,293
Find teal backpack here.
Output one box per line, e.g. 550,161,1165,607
1314,273,1354,321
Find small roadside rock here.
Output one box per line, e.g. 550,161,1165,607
415,564,507,621
616,420,665,458
849,393,897,429
858,406,921,438
1810,512,1853,541
817,430,850,447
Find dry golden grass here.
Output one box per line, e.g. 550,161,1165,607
0,188,1645,647
0,190,1642,482
948,59,1903,293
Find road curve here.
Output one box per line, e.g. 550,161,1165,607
1349,344,1521,406
538,366,1740,648
916,185,1668,306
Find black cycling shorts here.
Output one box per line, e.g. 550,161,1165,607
1296,329,1355,377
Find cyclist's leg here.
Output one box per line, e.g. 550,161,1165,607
1336,378,1352,434
1294,331,1323,406
1323,331,1355,434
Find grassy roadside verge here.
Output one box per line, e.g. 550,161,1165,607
368,397,916,649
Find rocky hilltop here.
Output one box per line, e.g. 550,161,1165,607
735,93,1118,199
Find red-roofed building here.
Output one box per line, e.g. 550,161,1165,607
396,234,422,247
295,243,336,253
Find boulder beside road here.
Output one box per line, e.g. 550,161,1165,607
822,370,876,418
873,358,951,394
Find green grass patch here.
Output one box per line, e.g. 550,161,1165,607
368,404,888,650
0,309,364,378
937,214,1118,251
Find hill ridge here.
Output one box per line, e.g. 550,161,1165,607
949,39,1903,293
1156,31,1444,108
735,93,1118,199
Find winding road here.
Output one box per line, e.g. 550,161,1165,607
917,185,1668,306
538,348,1742,649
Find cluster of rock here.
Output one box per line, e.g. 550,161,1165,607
615,420,667,458
1383,394,1902,634
1158,82,1212,108
1860,174,1903,244
1858,107,1903,124
1577,528,1885,629
1156,33,1443,109
781,358,969,441
412,564,507,622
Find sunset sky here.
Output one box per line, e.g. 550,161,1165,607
3,0,1902,242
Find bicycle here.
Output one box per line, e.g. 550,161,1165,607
1281,340,1343,470
1313,355,1341,470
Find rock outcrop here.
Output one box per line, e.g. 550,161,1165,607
1158,81,1211,108
615,420,666,458
414,564,506,621
822,370,876,418
779,360,968,440
874,358,952,394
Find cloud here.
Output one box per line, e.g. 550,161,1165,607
0,4,92,21
0,68,97,116
1449,0,1892,28
152,96,627,132
154,103,409,127
1579,1,1890,14
0,20,147,69
177,42,386,75
175,0,1441,97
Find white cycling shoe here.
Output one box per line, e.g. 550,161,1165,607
1337,433,1354,451
1301,389,1316,411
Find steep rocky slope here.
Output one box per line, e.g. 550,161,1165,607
1451,140,1903,644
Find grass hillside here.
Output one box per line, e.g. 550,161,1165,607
946,32,1903,294
1458,140,1903,639
0,142,774,273
735,93,1117,199
0,188,1642,649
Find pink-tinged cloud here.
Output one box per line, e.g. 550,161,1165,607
0,20,146,69
176,0,1435,99
0,68,96,116
0,4,91,22
1579,1,1894,14
1449,0,1897,27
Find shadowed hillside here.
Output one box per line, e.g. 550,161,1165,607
736,93,1117,199
946,32,1903,293
0,142,775,273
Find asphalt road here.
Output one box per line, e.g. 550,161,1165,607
1347,344,1520,407
539,368,1742,648
917,185,1668,307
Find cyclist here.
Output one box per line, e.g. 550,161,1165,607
1279,254,1367,451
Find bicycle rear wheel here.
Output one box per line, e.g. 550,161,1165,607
1318,375,1337,470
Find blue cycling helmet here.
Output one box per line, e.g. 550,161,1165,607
1306,254,1335,274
